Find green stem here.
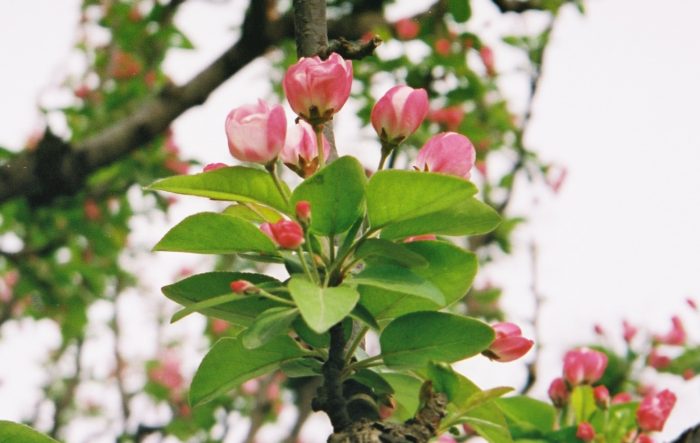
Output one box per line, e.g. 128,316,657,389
296,247,319,284
257,288,295,306
266,162,290,206
315,125,325,168
344,326,369,366
344,354,383,375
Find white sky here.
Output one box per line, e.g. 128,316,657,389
1,0,700,441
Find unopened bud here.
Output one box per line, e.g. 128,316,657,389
230,280,255,294
295,200,311,222
594,385,610,409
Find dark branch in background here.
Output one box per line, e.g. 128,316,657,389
491,0,544,13
0,0,276,205
292,0,329,58
320,36,383,61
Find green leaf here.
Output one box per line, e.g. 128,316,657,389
241,307,299,349
223,203,283,223
288,277,360,333
0,422,59,443
664,346,700,375
359,241,477,320
350,264,445,305
153,213,276,254
162,272,284,326
351,369,395,396
381,373,424,421
380,312,494,368
291,156,367,235
366,170,477,230
428,362,513,439
280,358,323,377
148,166,290,212
448,0,471,22
495,396,556,434
570,385,596,424
190,336,306,406
171,293,241,323
380,198,501,240
355,238,428,268
350,303,380,330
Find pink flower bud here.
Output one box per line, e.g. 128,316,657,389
434,38,451,56
683,368,695,380
225,100,287,164
637,389,676,432
637,435,655,443
563,348,608,386
261,220,305,249
479,46,496,76
576,422,595,442
203,162,227,172
594,324,604,335
283,53,353,123
612,392,632,405
593,385,610,409
230,279,254,294
280,121,330,177
482,322,534,362
655,315,686,346
548,377,570,408
427,106,465,131
395,18,420,40
295,200,311,222
211,319,230,335
647,349,671,370
403,234,437,243
686,297,698,310
371,85,429,144
415,132,476,179
622,320,638,343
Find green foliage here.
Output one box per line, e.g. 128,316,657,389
190,336,307,406
149,166,292,213
162,272,284,326
288,276,360,333
495,396,556,437
290,156,367,235
367,170,477,231
0,421,59,443
154,213,277,254
380,311,494,368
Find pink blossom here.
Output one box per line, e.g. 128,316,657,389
261,220,305,249
479,46,496,76
395,18,420,40
563,348,608,386
548,377,569,408
371,85,429,144
623,320,638,343
230,280,254,294
203,162,227,172
593,385,610,409
295,201,311,222
280,121,330,177
637,389,676,432
225,100,286,164
482,322,534,362
427,106,465,131
637,435,655,443
655,315,686,345
415,132,476,179
149,353,184,393
686,297,698,310
434,38,451,56
647,349,671,370
283,53,353,123
576,422,595,442
612,392,633,405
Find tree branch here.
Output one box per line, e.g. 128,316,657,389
0,1,415,206
490,0,545,13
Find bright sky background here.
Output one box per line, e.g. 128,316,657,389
1,0,700,441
